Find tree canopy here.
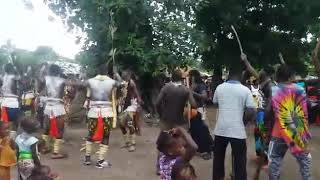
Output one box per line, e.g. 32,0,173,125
194,0,320,76
0,41,68,74
43,0,320,77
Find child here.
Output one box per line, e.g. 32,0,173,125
27,165,59,180
156,127,198,180
171,163,197,180
15,118,41,180
0,121,17,180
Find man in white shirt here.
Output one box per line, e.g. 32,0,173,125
212,66,256,180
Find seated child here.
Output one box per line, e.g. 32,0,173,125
156,127,198,180
0,121,17,180
15,118,41,180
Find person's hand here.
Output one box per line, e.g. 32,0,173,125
240,53,247,62
168,127,184,137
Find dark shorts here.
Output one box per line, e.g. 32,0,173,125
119,112,135,131
44,115,65,139
255,110,268,155
87,117,112,145
6,107,22,122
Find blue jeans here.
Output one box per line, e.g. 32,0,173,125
268,137,312,180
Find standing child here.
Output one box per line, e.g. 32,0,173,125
0,121,17,180
156,127,198,180
16,118,41,180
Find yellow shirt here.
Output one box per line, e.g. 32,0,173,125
0,137,17,167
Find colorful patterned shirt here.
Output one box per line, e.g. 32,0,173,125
159,153,182,180
271,83,311,154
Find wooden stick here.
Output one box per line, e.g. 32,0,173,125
231,25,244,54
110,11,118,129
112,88,117,128
186,76,191,128
279,52,285,64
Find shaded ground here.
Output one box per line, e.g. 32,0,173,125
12,108,320,180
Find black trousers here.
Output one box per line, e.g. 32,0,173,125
189,112,214,153
212,136,247,180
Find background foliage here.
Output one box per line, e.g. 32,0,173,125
0,40,62,73
23,0,320,77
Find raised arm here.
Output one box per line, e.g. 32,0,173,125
241,53,259,78
113,72,122,82
312,36,320,78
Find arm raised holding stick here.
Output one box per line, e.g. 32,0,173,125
231,25,259,78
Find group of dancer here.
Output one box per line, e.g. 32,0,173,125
0,62,143,179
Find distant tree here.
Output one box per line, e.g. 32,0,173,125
43,0,320,77
194,0,320,76
0,42,63,74
33,46,58,61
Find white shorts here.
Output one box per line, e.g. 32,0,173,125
44,103,66,118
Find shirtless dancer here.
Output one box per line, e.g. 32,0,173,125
0,63,22,139
40,64,67,159
155,69,197,174
119,70,142,152
83,65,121,168
123,71,142,134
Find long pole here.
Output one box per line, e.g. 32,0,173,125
186,76,191,128
110,10,118,128
279,52,285,64
231,25,243,54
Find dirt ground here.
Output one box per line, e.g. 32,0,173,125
11,108,320,180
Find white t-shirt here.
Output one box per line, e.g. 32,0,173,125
213,81,256,139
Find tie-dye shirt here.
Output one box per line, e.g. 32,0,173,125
271,83,311,154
